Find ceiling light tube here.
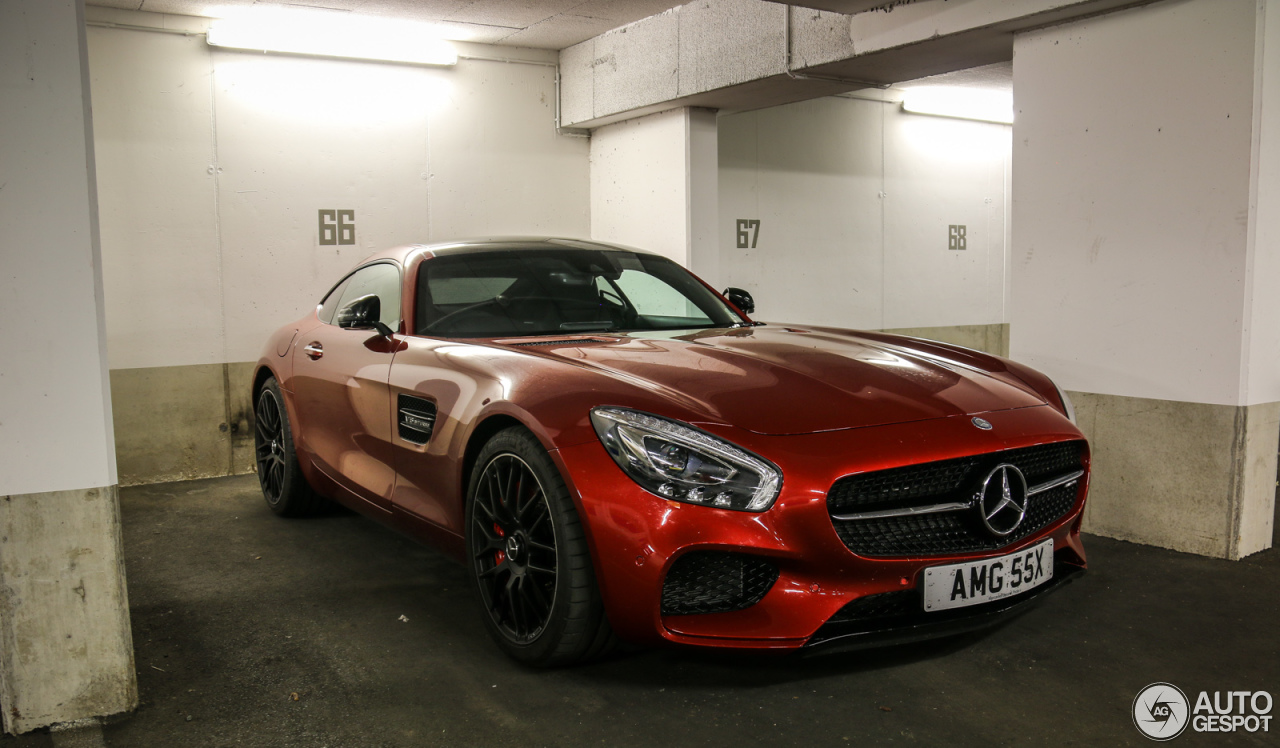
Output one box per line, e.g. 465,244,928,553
901,87,1013,125
207,10,457,67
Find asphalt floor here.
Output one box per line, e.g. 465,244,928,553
4,473,1276,747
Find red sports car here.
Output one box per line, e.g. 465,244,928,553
252,238,1089,665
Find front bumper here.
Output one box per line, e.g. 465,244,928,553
802,557,1086,654
552,404,1090,652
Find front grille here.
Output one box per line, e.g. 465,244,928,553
828,441,1084,558
661,552,779,616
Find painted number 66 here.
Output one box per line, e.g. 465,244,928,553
319,209,356,246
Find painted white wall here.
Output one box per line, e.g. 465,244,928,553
590,108,691,264
687,108,720,286
90,28,223,371
883,111,1009,329
717,95,1010,330
1011,0,1259,405
0,0,117,496
88,13,590,369
1244,0,1280,407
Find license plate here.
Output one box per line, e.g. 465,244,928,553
922,538,1054,612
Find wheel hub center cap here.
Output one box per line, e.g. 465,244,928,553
505,534,524,564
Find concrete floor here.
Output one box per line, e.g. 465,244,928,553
4,474,1277,747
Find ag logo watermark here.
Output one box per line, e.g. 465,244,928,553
1133,683,1189,740
1133,683,1273,740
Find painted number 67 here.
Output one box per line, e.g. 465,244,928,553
736,219,761,249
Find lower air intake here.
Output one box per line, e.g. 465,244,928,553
661,552,779,616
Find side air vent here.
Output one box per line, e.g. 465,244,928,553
398,394,437,445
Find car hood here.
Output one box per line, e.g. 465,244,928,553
500,326,1047,435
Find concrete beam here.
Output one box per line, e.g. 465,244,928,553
808,0,1161,82
559,0,1156,128
784,0,905,13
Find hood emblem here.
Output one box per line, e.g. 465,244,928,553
975,464,1028,537
972,416,993,430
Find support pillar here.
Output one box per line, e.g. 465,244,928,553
1011,0,1280,559
0,0,137,732
589,107,720,282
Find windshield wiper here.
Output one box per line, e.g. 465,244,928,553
558,321,621,333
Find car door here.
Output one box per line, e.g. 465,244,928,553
386,255,520,535
291,262,402,512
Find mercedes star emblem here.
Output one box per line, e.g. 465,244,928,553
972,416,993,430
975,464,1028,537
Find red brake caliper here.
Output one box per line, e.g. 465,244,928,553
493,523,505,564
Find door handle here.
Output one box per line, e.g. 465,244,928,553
303,342,323,360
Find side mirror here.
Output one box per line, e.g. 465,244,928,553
336,294,393,337
723,287,755,315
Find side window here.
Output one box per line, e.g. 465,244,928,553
317,276,352,324
332,263,402,330
612,269,707,321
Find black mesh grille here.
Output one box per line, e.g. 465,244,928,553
661,552,779,616
827,458,978,514
828,441,1084,558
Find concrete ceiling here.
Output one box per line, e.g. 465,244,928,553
898,61,1013,93
84,0,693,49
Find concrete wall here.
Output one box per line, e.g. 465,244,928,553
1013,0,1277,558
0,0,136,733
86,8,591,484
716,94,1010,349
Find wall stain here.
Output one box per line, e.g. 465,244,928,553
1088,236,1106,263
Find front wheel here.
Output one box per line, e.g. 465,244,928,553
465,427,615,666
254,376,326,517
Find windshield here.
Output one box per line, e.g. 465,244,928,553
415,248,743,338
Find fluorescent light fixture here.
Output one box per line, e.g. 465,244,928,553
207,7,457,67
901,87,1013,124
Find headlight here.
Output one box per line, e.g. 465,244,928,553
589,407,782,512
1051,380,1077,423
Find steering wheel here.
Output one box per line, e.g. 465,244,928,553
422,297,506,332
425,296,625,333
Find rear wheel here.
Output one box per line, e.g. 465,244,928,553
254,376,326,517
465,427,614,666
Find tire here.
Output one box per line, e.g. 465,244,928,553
254,376,326,517
465,426,615,666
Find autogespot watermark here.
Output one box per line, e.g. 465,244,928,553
1133,683,1273,741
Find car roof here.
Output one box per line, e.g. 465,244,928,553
359,237,663,266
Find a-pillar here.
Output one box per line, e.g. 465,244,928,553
0,0,137,733
1011,0,1280,559
589,107,721,282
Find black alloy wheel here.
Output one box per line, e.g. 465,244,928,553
253,376,325,517
465,427,615,665
470,453,559,643
255,386,287,504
